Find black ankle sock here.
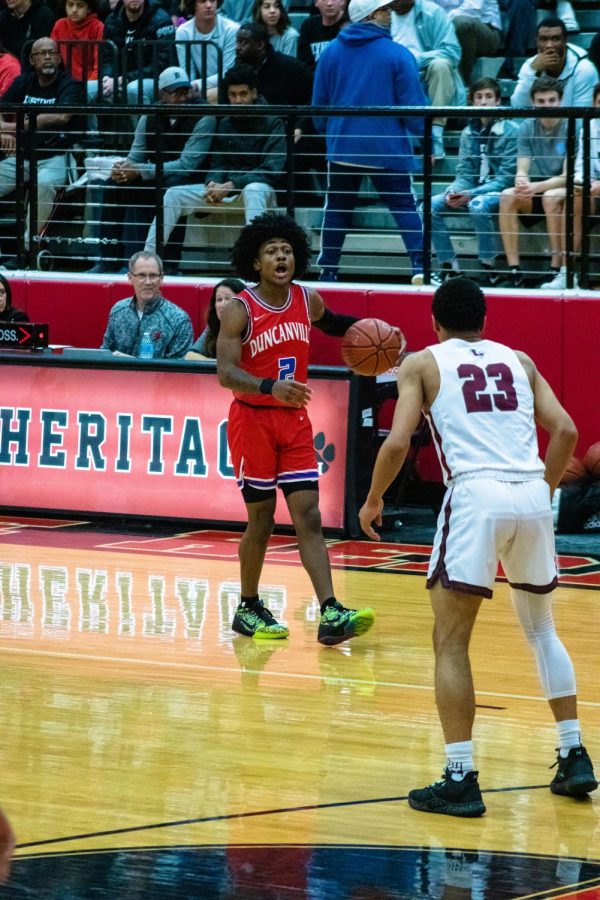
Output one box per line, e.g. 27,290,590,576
241,595,260,608
320,596,337,614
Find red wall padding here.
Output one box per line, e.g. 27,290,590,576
8,277,600,454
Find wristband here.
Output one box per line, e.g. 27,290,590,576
259,378,276,395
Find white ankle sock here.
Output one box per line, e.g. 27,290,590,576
445,740,474,781
557,719,581,757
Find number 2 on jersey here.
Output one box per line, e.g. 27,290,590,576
458,363,518,413
278,356,297,380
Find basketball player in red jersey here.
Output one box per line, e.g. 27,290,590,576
217,212,375,645
359,276,597,816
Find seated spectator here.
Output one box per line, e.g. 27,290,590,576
185,276,245,358
0,274,29,322
431,0,502,87
101,250,194,358
234,22,312,104
495,0,535,80
144,64,286,262
428,77,518,286
0,38,84,248
511,17,597,109
0,43,21,99
298,0,348,70
50,0,104,87
391,0,465,159
103,0,175,105
176,0,238,103
253,0,299,57
498,76,567,288
539,82,600,290
0,0,56,62
88,66,215,274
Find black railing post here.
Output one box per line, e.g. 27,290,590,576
15,108,27,268
155,111,165,262
421,114,433,284
285,114,296,217
581,115,591,289
565,115,576,289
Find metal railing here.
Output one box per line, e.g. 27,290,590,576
0,102,597,286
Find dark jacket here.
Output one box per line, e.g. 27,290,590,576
103,0,175,79
207,98,285,190
0,0,56,61
256,46,313,106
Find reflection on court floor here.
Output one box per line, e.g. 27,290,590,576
0,526,598,898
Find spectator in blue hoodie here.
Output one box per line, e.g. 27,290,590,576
312,0,427,283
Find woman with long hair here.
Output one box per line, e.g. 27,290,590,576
252,0,298,56
186,278,245,359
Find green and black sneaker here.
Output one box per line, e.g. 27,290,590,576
317,600,375,646
232,600,289,640
550,745,598,797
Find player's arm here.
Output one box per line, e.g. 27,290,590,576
359,354,426,541
216,298,312,406
309,289,360,335
517,351,578,495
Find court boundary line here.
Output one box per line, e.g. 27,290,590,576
15,783,552,850
1,646,599,708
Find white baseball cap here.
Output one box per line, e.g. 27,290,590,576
158,66,191,92
348,0,392,21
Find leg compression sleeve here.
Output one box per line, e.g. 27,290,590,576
511,589,576,699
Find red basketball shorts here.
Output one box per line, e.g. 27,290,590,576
227,400,319,497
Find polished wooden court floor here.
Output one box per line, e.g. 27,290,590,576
0,519,599,898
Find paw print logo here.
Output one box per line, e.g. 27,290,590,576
314,431,335,475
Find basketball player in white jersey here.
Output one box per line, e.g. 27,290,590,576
359,276,597,817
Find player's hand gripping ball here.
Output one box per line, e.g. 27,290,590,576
341,318,407,376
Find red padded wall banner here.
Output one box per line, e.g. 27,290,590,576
26,280,113,347
562,296,600,455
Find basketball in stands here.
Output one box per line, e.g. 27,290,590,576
583,442,600,479
341,318,405,377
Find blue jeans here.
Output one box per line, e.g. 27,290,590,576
429,191,502,265
317,162,423,277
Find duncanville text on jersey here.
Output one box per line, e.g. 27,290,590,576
247,321,310,358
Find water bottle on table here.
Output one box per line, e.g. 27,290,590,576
140,331,154,360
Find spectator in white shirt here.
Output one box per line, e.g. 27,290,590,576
176,0,239,102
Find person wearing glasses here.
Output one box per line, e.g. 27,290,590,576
101,250,194,358
0,37,83,255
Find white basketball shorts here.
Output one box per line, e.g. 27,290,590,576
426,477,558,598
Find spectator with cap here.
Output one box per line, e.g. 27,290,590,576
88,66,215,273
312,0,427,283
144,63,285,264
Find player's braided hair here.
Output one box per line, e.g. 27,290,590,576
231,212,312,281
432,275,486,332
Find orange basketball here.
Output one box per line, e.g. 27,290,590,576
560,456,586,484
341,318,406,377
583,441,600,479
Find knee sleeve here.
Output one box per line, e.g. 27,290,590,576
511,589,576,699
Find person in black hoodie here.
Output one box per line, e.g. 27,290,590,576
88,65,215,272
0,274,29,322
0,0,56,62
102,0,175,104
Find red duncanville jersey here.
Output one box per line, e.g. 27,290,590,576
233,282,312,407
